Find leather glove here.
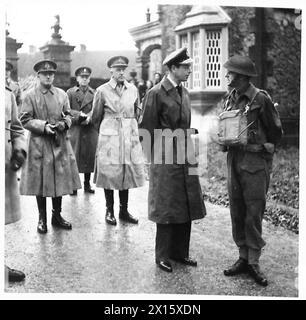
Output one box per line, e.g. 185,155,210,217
54,120,67,132
10,149,26,171
44,123,56,135
80,116,90,126
78,111,88,124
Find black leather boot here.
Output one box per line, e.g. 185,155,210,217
248,264,268,286
36,196,47,234
51,197,72,230
104,189,116,225
224,258,248,276
119,190,138,224
84,173,95,193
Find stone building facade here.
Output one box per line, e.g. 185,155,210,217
129,5,301,144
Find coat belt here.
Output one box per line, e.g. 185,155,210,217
104,113,135,119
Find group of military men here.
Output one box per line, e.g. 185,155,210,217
5,47,282,289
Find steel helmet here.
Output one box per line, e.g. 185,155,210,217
223,55,257,77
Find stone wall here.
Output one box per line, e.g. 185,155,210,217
159,4,192,73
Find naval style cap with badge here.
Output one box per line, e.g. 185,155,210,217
33,60,57,73
163,47,193,67
107,56,129,68
75,66,92,77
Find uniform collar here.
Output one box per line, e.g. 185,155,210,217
76,85,94,93
167,74,180,88
235,82,257,101
162,76,177,92
38,84,55,95
108,77,131,90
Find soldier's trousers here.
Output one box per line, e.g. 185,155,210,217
227,149,272,264
155,222,191,263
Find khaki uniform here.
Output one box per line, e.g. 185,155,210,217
67,85,98,173
224,83,282,263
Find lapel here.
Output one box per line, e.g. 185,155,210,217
80,87,94,110
161,77,182,106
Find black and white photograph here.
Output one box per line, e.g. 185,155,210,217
2,0,304,301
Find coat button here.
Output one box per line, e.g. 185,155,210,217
8,139,11,143
8,120,11,123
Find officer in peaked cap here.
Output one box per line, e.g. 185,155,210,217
33,60,57,73
67,66,97,195
5,60,22,108
139,47,206,273
75,66,92,77
107,56,129,68
19,58,81,234
91,54,145,227
222,55,282,286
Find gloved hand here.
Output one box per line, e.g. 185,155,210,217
54,120,67,132
78,111,88,124
80,116,90,126
44,123,56,135
10,149,26,171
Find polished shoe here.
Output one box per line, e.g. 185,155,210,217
51,210,72,230
105,209,117,226
84,184,95,194
172,257,197,267
70,190,77,196
119,208,138,224
224,258,248,276
6,266,25,282
156,260,173,273
248,264,268,287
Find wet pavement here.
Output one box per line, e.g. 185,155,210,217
5,180,298,297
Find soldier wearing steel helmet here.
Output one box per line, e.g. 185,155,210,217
222,55,282,286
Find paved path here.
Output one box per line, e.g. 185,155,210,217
5,181,298,297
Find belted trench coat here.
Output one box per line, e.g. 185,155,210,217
19,85,81,197
5,88,27,224
91,78,145,190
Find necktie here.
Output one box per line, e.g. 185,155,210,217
116,83,124,96
176,85,182,98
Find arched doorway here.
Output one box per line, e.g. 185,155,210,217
139,44,162,81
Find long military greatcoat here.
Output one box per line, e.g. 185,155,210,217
91,78,145,190
5,88,27,224
19,84,81,197
66,85,98,173
139,77,206,224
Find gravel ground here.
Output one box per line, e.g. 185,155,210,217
5,181,298,297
